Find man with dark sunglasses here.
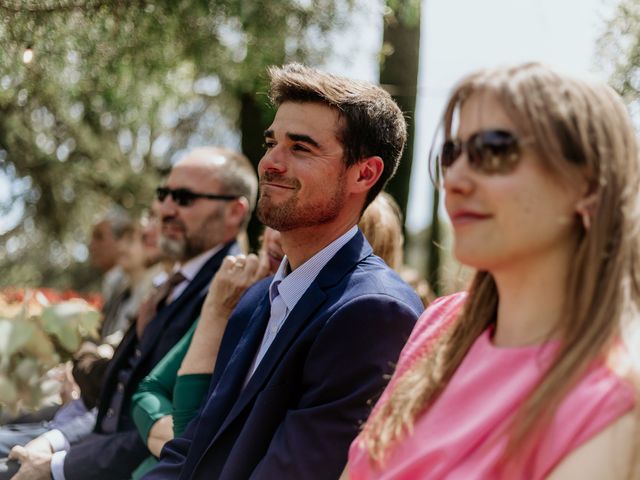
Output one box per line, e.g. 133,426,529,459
5,147,257,480
145,65,423,480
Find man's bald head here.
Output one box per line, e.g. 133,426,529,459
157,147,257,261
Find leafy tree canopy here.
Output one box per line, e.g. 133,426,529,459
0,0,350,289
597,0,640,124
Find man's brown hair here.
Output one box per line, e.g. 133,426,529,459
267,63,407,208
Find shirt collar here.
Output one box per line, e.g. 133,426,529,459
175,243,224,281
270,225,358,312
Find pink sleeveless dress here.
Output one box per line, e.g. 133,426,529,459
348,293,635,480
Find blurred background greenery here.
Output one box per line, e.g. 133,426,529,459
0,0,637,295
0,0,423,291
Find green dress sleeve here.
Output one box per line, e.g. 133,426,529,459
131,319,199,442
172,372,212,436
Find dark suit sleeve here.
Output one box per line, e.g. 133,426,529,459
249,295,418,480
63,431,149,480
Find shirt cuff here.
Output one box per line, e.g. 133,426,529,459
51,451,67,480
41,429,71,452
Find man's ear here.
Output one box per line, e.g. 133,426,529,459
226,197,250,229
350,156,384,194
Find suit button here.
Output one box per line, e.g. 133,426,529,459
117,382,124,393
107,408,115,417
135,348,141,358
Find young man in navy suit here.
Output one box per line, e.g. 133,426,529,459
145,64,424,480
6,147,257,480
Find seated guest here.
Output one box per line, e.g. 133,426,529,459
73,217,169,410
130,228,283,478
359,193,433,306
89,207,132,330
397,266,433,308
358,192,404,271
131,204,413,478
345,63,640,479
143,64,423,480
100,218,165,342
5,146,257,480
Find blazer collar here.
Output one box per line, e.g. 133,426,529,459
138,240,240,358
211,231,372,442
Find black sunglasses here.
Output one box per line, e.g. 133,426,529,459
440,129,524,175
156,187,239,207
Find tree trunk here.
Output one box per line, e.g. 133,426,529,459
379,0,421,221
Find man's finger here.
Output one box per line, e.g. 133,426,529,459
8,445,26,461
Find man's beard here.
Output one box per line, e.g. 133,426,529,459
256,172,346,232
159,207,225,261
158,235,188,261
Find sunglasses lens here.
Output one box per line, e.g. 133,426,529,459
440,140,460,170
172,189,196,207
470,130,520,174
156,187,169,202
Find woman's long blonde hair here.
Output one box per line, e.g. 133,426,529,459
362,63,640,465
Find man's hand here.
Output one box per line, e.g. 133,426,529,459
8,445,52,480
23,436,54,455
147,415,174,458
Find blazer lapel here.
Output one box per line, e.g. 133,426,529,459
187,292,272,464
139,241,239,358
211,231,373,443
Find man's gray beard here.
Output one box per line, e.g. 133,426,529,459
159,235,187,261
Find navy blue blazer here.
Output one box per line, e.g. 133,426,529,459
62,241,240,480
145,231,423,480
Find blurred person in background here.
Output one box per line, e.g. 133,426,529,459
74,215,170,412
89,207,131,309
5,146,257,480
100,218,161,340
359,193,432,307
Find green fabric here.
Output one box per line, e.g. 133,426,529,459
131,320,198,442
172,373,212,436
130,317,213,478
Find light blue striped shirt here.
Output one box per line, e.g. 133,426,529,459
246,225,358,379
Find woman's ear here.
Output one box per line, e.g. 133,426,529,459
575,192,598,231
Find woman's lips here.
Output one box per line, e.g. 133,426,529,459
449,209,492,227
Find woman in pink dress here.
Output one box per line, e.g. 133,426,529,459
345,63,640,479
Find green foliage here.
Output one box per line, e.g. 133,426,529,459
0,293,100,412
0,0,348,289
41,301,101,352
597,0,640,106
